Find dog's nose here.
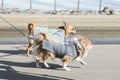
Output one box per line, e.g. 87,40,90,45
70,30,76,35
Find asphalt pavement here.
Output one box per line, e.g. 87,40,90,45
0,44,120,80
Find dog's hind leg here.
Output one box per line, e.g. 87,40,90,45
43,52,55,68
62,55,72,71
43,61,50,68
26,43,33,57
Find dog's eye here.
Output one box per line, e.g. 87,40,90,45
73,26,77,30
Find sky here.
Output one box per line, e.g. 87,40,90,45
0,0,120,10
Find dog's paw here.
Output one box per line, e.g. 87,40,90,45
36,60,40,68
64,67,71,71
26,54,30,57
36,64,40,68
26,53,32,57
45,65,50,68
80,61,87,65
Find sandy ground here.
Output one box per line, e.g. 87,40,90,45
0,15,120,38
0,44,120,80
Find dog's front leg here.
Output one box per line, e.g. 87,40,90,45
26,43,33,57
75,57,86,65
63,63,70,71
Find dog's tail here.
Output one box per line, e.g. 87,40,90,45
28,22,35,30
34,33,47,46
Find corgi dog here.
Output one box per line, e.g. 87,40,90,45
26,21,76,57
35,34,92,71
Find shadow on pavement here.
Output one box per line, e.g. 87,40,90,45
0,60,62,69
0,50,26,55
0,66,74,80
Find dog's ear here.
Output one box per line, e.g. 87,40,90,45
62,21,68,28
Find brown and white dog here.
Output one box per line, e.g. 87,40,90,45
26,21,75,56
35,34,92,71
26,22,35,56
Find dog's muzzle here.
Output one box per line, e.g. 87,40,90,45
70,30,76,35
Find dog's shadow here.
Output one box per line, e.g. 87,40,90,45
0,59,63,70
36,63,64,70
0,49,26,57
0,49,80,70
38,63,81,70
0,65,74,80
